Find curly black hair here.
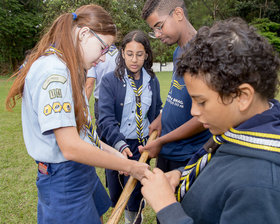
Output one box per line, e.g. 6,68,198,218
177,17,280,101
115,30,155,79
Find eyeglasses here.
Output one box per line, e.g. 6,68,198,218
89,29,110,55
124,51,147,61
148,9,174,39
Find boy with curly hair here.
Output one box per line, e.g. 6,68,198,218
141,18,280,224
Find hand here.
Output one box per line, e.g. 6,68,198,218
148,114,162,137
128,160,150,181
139,138,163,158
122,147,133,159
165,170,181,193
118,147,133,175
141,168,177,213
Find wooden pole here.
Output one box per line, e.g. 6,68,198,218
106,130,158,224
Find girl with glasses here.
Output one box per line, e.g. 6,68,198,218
98,30,162,224
6,5,149,224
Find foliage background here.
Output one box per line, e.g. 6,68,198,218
1,0,280,75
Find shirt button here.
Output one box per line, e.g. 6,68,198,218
123,84,126,87
120,103,124,106
132,111,134,113
128,123,131,126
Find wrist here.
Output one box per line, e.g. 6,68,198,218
114,140,129,153
157,136,166,146
125,159,136,175
154,197,177,213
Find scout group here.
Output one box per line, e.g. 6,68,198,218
6,0,280,223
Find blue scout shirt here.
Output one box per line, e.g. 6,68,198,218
160,46,211,161
98,69,162,152
120,69,152,139
22,54,92,163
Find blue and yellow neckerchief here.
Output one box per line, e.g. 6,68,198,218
85,119,102,149
177,100,280,202
44,46,102,149
44,45,62,56
127,73,145,145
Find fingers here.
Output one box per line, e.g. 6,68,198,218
140,168,153,185
138,145,144,154
123,147,133,157
141,168,163,184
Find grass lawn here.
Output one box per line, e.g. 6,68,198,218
2,71,279,223
0,72,171,224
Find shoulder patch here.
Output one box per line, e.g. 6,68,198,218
63,102,72,113
42,75,67,90
49,88,62,99
52,102,62,113
43,105,52,116
108,45,118,57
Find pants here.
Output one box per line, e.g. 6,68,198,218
105,138,148,212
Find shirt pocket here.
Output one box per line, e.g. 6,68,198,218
141,96,152,119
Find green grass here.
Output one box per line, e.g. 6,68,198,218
2,72,280,223
0,72,172,224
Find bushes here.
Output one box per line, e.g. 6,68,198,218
250,18,280,52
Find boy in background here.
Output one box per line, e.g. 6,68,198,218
141,0,211,173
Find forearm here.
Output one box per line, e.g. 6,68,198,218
158,117,206,145
55,127,132,173
101,140,125,158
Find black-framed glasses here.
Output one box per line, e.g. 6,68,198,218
89,29,110,55
148,9,174,39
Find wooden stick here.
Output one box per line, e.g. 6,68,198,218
106,130,158,224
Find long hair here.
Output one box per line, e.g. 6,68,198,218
6,4,116,132
115,30,155,80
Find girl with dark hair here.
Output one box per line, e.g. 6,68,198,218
6,5,149,224
98,30,162,224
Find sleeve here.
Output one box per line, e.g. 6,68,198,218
154,77,163,117
219,187,280,224
157,202,193,224
36,72,76,134
87,66,97,78
98,73,127,150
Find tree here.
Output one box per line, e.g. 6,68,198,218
40,0,176,63
250,18,280,52
0,0,44,73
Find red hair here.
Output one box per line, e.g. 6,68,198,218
6,4,116,132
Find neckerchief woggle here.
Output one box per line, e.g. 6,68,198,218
177,100,280,202
44,46,102,149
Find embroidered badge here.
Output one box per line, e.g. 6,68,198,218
38,162,48,175
49,88,62,99
43,104,52,116
52,102,62,113
63,102,71,113
108,45,118,56
173,80,185,90
42,75,67,90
